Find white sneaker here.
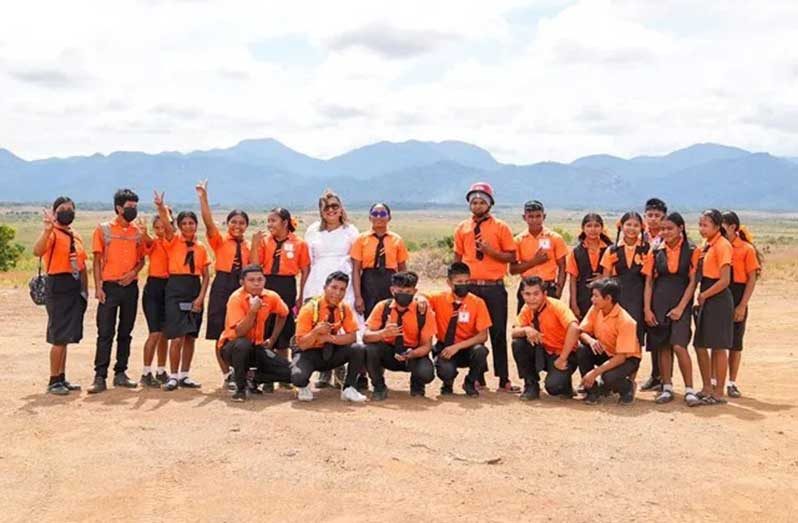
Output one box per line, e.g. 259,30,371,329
341,386,367,403
297,386,314,402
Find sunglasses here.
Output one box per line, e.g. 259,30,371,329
324,203,341,211
370,210,390,218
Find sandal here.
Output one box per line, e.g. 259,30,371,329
684,392,702,407
655,389,674,404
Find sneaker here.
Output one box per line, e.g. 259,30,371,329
231,389,246,402
684,391,703,407
640,376,662,392
356,374,370,393
463,380,479,397
62,380,81,391
156,371,170,385
163,378,179,391
113,372,137,388
727,383,742,398
520,383,540,401
87,377,107,394
341,386,367,403
440,383,454,396
297,385,314,402
47,382,70,396
372,387,388,401
314,371,332,389
140,373,160,388
178,377,201,389
224,373,236,392
618,383,635,405
655,389,674,404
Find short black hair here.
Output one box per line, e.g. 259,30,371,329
325,271,350,287
645,198,667,214
589,278,621,303
447,262,471,279
240,264,264,279
520,275,546,292
113,188,139,210
391,271,418,288
52,196,74,212
226,209,250,225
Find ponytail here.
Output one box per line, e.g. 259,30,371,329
723,210,764,273
578,213,612,245
271,207,296,232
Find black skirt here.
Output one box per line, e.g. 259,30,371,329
45,274,87,345
206,270,240,340
143,276,168,334
694,277,734,349
265,274,297,350
362,268,395,318
164,275,203,340
647,274,693,350
730,282,747,350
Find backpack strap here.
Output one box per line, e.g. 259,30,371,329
416,303,426,331
380,299,394,329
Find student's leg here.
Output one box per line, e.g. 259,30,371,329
333,344,365,389
729,350,742,383
435,353,459,389
695,347,712,396
465,344,489,385
50,344,66,378
252,347,291,384
711,349,728,399
215,348,229,373
94,283,120,380
220,338,254,391
168,337,183,374
180,336,196,373
156,335,168,368
576,344,598,378
489,286,510,384
543,353,575,397
291,351,321,388
603,358,640,395
408,356,435,386
658,346,674,386
672,345,694,389
143,333,160,368
511,339,539,390
365,343,391,390
113,284,139,376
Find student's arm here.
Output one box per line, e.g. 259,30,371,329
331,330,357,346
153,191,174,240
193,266,211,312
352,259,364,314
234,300,261,337
510,248,549,275
453,253,463,263
296,324,330,350
80,269,89,297
568,275,580,319
643,274,657,326
669,270,698,321
511,325,531,339
398,261,408,272
582,354,629,388
93,256,105,303
698,264,731,305
555,257,567,299
554,322,580,369
735,270,758,322
264,315,287,350
406,334,433,359
119,257,145,287
33,210,55,257
195,179,219,238
441,328,488,359
478,243,516,263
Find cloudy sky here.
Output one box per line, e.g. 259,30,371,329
2,0,797,163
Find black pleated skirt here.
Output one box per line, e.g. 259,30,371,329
693,277,734,349
265,274,297,350
206,271,240,340
730,282,747,350
143,276,168,334
45,274,87,345
164,275,203,340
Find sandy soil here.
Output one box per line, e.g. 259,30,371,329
1,280,796,522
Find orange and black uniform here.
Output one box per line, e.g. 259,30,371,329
351,231,409,317
142,237,169,334
206,230,251,341
567,239,610,317
42,226,88,345
364,299,437,391
428,290,492,387
513,228,568,308
290,298,365,389
163,234,211,340
512,297,578,396
577,303,642,396
218,287,291,390
600,240,650,344
693,232,734,349
729,236,760,350
92,219,144,379
255,232,310,350
454,214,516,382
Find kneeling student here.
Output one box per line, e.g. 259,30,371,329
511,276,580,400
217,265,292,402
363,271,436,400
577,278,642,405
291,271,367,403
427,262,491,397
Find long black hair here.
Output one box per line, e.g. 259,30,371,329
664,212,688,244
615,211,644,245
578,213,613,245
52,196,74,212
270,207,296,232
176,211,198,227
722,210,764,270
700,208,726,238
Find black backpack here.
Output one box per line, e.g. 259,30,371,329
379,298,427,331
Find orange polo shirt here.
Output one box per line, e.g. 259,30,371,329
579,303,641,358
42,227,87,275
600,240,647,275
427,290,492,345
698,232,733,279
144,238,169,279
350,231,409,270
92,218,144,281
164,234,210,276
566,240,609,277
641,239,701,278
256,233,310,276
454,215,515,281
730,236,760,284
514,227,568,280
516,297,577,355
295,297,359,350
366,299,437,348
218,287,289,348
207,230,250,273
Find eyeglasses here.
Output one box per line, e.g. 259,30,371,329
370,210,390,218
324,203,341,211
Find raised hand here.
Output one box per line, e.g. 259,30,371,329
42,208,55,231
195,179,208,199
153,190,166,208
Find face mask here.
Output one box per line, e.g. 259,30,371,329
56,209,75,226
394,292,414,307
453,284,469,298
122,207,138,222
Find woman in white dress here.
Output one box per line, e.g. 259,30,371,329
303,189,361,388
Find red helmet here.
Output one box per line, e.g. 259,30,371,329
466,182,495,206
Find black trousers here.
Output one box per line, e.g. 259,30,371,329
468,283,509,381
511,339,576,396
290,344,366,388
434,343,489,385
576,345,640,395
94,281,139,378
220,337,291,390
365,342,435,390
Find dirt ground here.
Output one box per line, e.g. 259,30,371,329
1,280,796,523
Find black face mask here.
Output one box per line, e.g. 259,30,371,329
56,209,75,226
122,207,138,222
453,284,469,298
394,292,414,307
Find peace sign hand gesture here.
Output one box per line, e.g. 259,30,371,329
195,179,208,199
153,190,166,209
42,208,55,231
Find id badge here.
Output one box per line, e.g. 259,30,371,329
284,242,295,252
286,252,295,259
539,238,551,249
458,311,470,323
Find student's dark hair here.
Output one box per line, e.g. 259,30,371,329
176,211,198,226
615,211,644,244
665,212,688,243
369,202,391,216
589,277,621,303
391,271,418,288
52,196,74,212
520,275,546,292
113,188,139,210
722,210,764,270
645,198,667,214
240,264,264,279
226,209,250,226
325,271,349,286
700,209,726,237
270,207,296,232
447,262,471,279
578,213,613,245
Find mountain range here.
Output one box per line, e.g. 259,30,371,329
1,139,796,210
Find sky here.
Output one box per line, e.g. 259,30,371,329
1,0,797,164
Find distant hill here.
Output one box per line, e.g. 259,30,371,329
1,140,796,210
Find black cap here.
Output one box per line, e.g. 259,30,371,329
524,200,544,212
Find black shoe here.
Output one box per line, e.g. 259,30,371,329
372,387,388,401
520,383,540,401
463,380,479,397
178,377,201,389
88,377,107,394
155,371,170,385
640,376,662,392
356,374,369,393
440,383,454,396
140,373,160,388
584,391,600,405
618,382,636,405
62,380,81,391
410,385,425,397
113,372,138,388
163,377,179,391
231,389,246,402
224,373,236,392
47,382,70,395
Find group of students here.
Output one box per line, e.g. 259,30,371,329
34,181,760,407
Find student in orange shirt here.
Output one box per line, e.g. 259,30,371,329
567,213,612,320
291,271,367,403
721,211,761,398
643,212,702,407
577,278,642,405
510,200,567,311
139,212,171,387
511,276,580,400
89,189,145,393
32,196,89,395
454,182,518,392
694,209,735,405
363,271,436,400
428,263,491,397
218,265,292,402
643,198,668,250
154,191,211,391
